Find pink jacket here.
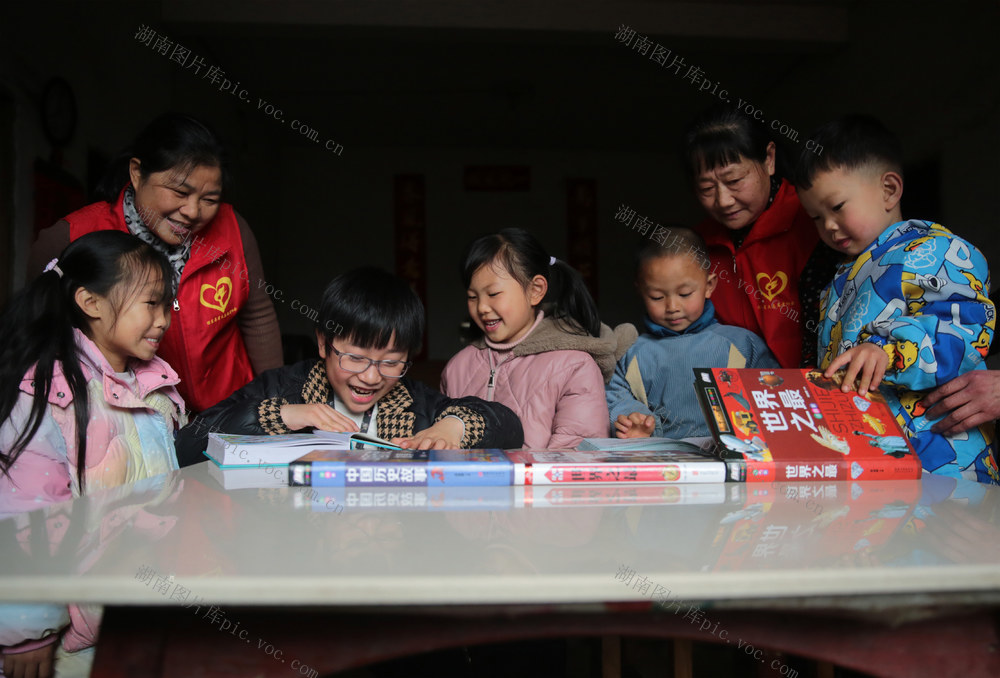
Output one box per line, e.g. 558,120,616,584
442,316,636,449
0,329,185,656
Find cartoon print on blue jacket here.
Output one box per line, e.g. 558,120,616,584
817,220,998,484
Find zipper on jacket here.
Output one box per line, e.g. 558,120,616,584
168,267,196,409
484,348,514,402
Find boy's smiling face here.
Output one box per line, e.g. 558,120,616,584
637,253,717,332
798,166,903,257
317,333,409,414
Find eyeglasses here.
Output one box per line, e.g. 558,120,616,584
328,345,411,378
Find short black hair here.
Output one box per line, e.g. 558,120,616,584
635,227,711,277
318,267,424,355
681,103,779,183
793,115,903,191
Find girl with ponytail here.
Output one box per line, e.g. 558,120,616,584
0,230,185,676
441,227,636,449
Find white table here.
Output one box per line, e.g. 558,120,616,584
1,463,998,677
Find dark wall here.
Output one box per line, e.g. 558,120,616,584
2,0,997,360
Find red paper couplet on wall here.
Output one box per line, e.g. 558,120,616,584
566,178,598,303
394,174,428,360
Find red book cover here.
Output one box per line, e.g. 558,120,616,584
693,368,922,482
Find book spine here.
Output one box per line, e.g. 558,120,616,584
743,457,922,482
342,461,427,487
349,439,403,452
514,464,529,485
693,370,735,480
288,461,319,487
289,461,513,487
515,463,727,485
724,459,747,482
427,463,513,486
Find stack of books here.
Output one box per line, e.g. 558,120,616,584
202,368,922,491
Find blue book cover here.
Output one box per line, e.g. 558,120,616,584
287,449,513,487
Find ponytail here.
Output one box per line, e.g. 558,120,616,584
0,231,174,492
0,267,89,491
543,259,601,337
460,227,601,338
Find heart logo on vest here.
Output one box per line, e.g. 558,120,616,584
200,277,232,313
756,271,788,302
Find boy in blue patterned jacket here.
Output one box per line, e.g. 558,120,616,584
607,230,778,439
795,115,998,484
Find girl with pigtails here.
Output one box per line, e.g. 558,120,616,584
442,228,636,449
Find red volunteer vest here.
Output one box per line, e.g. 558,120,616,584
64,187,254,411
697,180,818,368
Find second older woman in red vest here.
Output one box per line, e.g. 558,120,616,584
682,105,840,368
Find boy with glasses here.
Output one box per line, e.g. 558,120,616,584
176,267,523,465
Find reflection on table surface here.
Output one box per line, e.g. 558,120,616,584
1,462,999,606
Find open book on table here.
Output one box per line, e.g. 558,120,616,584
204,431,400,468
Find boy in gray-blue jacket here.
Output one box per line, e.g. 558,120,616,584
608,229,779,439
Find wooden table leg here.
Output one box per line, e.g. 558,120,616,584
673,638,693,678
602,635,621,678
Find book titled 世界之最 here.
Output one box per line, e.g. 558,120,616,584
693,367,922,482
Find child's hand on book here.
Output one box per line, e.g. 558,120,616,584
392,417,464,450
824,344,888,394
280,403,359,433
615,412,655,439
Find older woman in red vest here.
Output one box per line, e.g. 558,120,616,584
682,105,840,368
28,113,282,412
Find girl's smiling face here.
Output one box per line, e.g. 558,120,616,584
129,160,222,246
80,265,171,372
466,261,547,345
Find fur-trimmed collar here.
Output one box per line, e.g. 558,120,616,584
472,319,637,381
